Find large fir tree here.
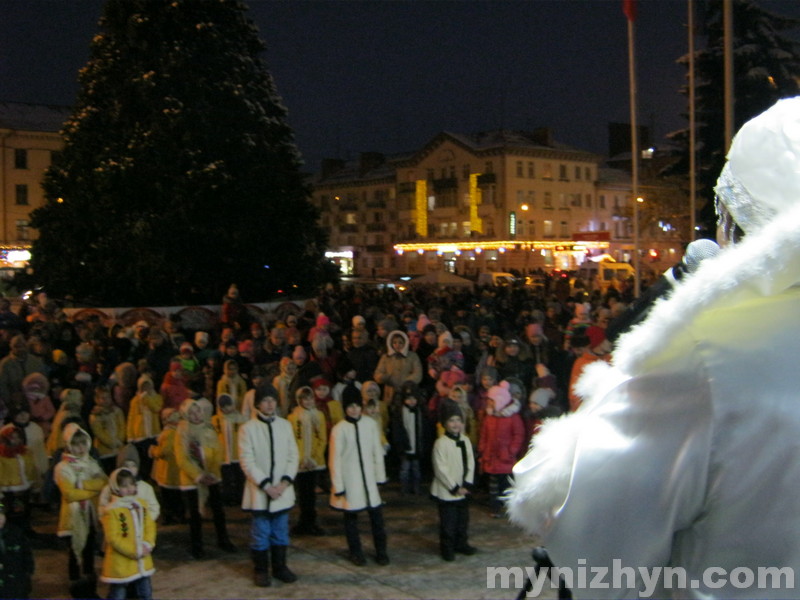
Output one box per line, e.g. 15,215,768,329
667,0,800,236
29,0,328,306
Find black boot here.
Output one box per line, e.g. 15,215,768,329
251,549,271,587
271,545,297,583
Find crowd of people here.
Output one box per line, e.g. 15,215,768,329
0,274,635,599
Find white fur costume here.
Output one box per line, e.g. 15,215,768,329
508,97,800,599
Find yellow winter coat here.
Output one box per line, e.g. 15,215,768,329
126,392,163,442
287,406,327,471
0,450,37,491
90,405,126,458
100,499,156,584
54,453,107,536
211,411,247,465
174,419,223,488
148,426,181,488
216,375,247,412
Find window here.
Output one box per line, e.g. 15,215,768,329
544,192,553,208
528,221,535,236
15,184,28,206
14,149,28,169
560,221,569,237
462,221,471,236
575,166,581,180
345,213,357,225
516,161,523,177
485,161,494,174
559,164,568,181
599,195,606,209
462,164,470,180
516,190,525,203
527,191,536,208
528,162,535,178
374,212,382,223
585,167,592,181
544,220,553,236
559,193,568,208
16,220,29,241
543,163,552,180
586,194,592,208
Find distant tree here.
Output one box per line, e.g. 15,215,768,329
28,0,329,306
667,0,800,236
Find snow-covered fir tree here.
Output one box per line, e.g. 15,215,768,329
29,0,329,306
667,0,800,236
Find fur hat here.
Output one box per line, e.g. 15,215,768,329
488,381,512,412
341,383,362,411
217,393,234,409
440,401,465,426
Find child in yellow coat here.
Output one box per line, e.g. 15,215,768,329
90,385,127,474
54,423,108,593
211,394,247,506
148,408,183,525
287,386,327,535
100,468,156,600
174,398,235,558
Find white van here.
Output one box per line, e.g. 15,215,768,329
576,261,634,292
477,272,518,287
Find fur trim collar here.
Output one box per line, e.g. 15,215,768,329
615,200,800,375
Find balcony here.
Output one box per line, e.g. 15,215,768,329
432,177,458,192
366,222,386,232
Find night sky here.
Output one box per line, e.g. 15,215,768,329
2,0,800,170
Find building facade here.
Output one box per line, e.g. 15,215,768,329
312,129,688,280
0,102,70,269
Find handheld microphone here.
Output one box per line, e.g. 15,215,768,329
606,239,720,343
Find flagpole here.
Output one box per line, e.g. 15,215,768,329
688,0,697,241
625,1,640,298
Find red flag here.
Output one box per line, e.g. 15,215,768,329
623,0,637,21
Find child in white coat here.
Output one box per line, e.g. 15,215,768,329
328,384,388,566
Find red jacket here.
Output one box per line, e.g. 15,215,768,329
478,406,525,475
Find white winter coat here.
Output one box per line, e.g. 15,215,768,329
431,432,474,502
238,413,298,513
507,195,800,598
329,416,386,512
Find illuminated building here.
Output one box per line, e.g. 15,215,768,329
312,128,684,278
0,102,70,270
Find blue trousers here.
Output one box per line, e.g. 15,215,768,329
107,576,152,600
250,510,290,551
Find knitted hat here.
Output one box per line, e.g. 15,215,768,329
311,375,331,390
341,383,362,410
530,387,556,407
116,443,140,469
421,323,437,336
217,393,234,409
488,381,512,412
439,367,466,388
258,384,279,403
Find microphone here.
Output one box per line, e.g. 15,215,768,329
606,239,720,343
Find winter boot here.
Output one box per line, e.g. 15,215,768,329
251,549,271,587
271,545,298,583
